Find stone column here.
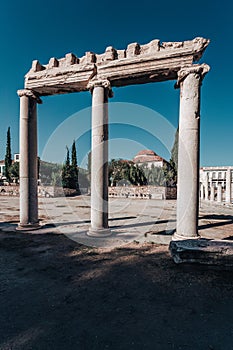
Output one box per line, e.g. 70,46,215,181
175,64,210,239
17,89,42,230
200,183,204,200
87,80,112,237
210,185,215,201
226,168,232,203
217,184,222,203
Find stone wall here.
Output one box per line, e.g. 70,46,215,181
0,185,80,198
0,185,19,196
108,186,177,200
0,185,176,199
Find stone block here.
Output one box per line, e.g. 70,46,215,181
126,43,140,57
169,239,233,266
30,60,45,72
48,57,59,69
65,53,79,65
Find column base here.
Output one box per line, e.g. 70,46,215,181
16,222,40,231
172,232,200,241
87,227,111,237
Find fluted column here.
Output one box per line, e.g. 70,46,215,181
226,168,232,203
174,64,210,239
87,80,112,237
17,89,42,230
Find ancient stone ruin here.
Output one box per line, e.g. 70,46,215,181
17,37,210,240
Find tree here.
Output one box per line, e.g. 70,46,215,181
9,162,19,183
39,160,62,185
61,143,80,190
71,140,77,168
5,127,12,182
163,159,177,186
62,147,71,188
108,159,147,186
171,127,179,170
70,141,79,190
165,126,179,186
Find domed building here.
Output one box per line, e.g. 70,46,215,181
132,150,168,168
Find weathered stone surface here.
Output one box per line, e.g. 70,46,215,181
18,93,39,229
169,239,233,266
24,37,209,95
175,66,208,240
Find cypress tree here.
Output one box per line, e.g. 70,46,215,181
62,143,79,191
70,141,79,190
66,147,70,167
171,127,179,169
71,141,77,168
62,147,71,188
5,127,12,182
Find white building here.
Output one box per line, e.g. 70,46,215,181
200,166,233,203
0,160,5,178
0,153,20,179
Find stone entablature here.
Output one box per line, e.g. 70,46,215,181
24,37,209,95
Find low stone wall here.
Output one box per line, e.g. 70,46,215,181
108,186,177,200
0,185,176,199
0,185,79,198
38,186,79,197
0,185,19,196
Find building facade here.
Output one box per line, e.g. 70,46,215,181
200,166,233,203
0,153,20,179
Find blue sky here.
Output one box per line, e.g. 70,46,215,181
0,0,232,167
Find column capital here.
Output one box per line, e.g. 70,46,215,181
87,79,113,98
17,89,42,104
175,63,210,88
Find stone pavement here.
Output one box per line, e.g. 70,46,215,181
0,196,232,249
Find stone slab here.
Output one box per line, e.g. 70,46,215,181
169,239,233,266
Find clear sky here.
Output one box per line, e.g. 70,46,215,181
0,0,232,167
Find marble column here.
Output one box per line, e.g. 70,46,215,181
226,168,232,203
87,80,112,237
217,184,222,203
175,64,210,239
210,185,215,201
17,89,42,230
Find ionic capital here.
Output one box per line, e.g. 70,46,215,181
17,89,42,104
87,79,113,97
175,63,210,88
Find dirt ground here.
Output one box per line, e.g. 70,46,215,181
0,229,233,350
1,197,233,349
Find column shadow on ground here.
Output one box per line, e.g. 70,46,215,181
198,214,233,231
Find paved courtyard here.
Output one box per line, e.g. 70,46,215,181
0,196,233,247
